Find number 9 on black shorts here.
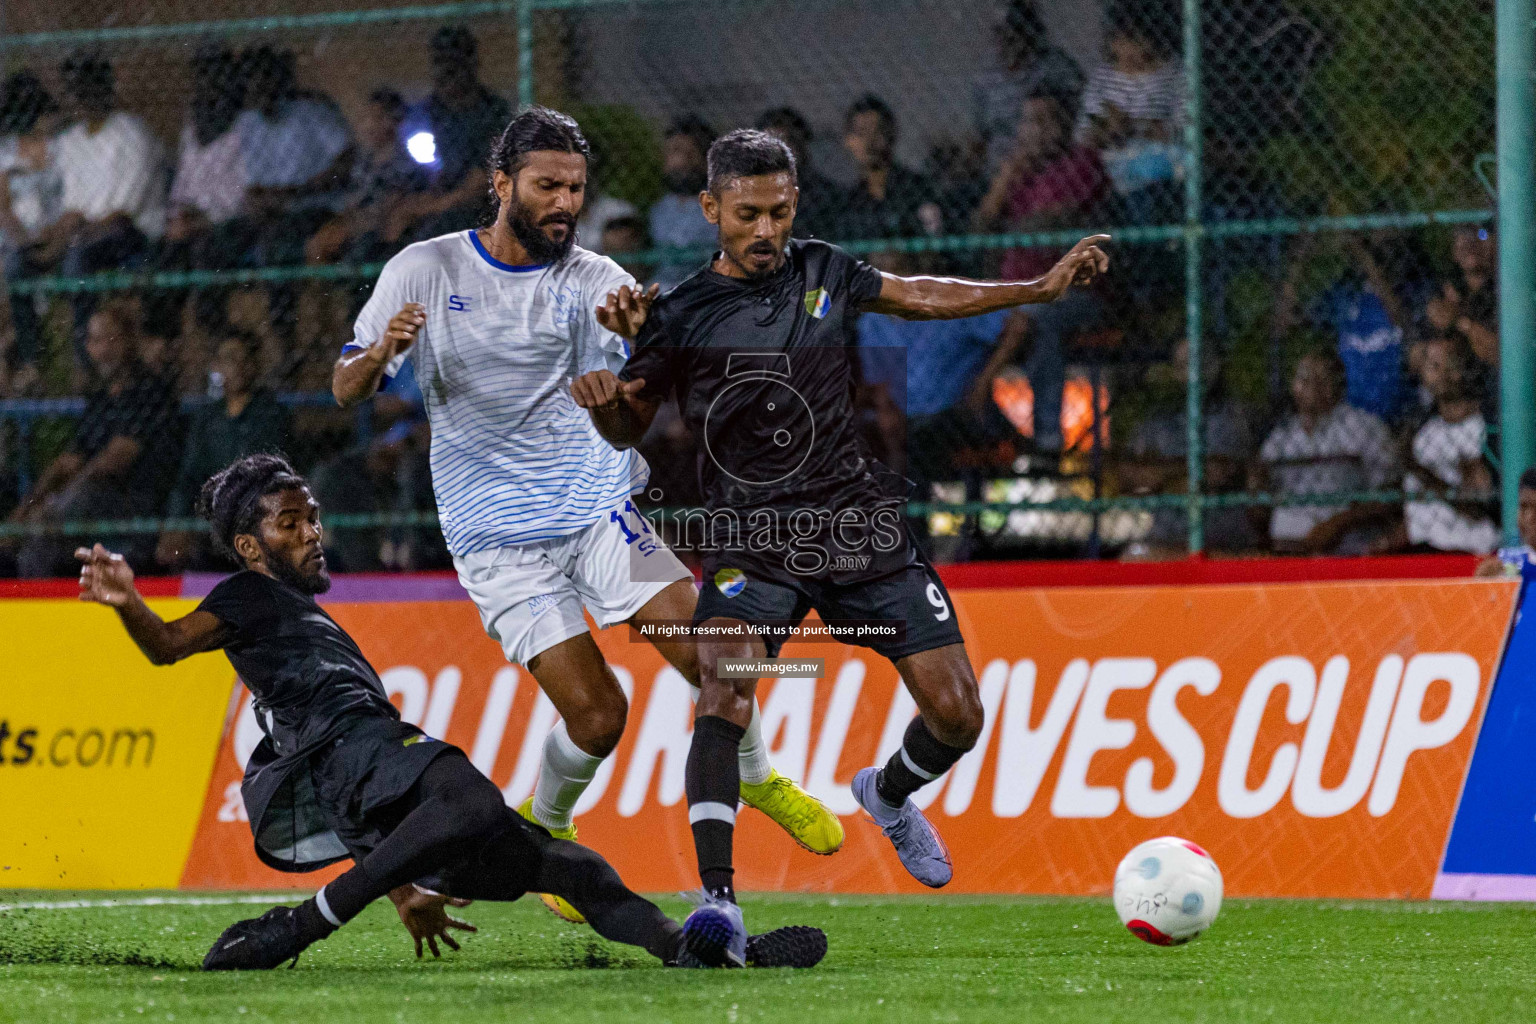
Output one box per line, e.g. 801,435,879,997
693,557,964,661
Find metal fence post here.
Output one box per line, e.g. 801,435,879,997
517,0,536,107
1498,0,1535,541
1184,0,1205,554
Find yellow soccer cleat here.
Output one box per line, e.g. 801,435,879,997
517,797,587,925
739,770,845,855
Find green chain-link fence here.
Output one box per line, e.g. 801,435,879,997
0,0,1524,576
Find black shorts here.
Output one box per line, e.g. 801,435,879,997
312,716,459,861
692,556,964,660
315,724,553,901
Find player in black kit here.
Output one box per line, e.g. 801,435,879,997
74,453,825,971
572,129,1107,943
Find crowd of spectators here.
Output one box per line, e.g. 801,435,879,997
0,0,1511,576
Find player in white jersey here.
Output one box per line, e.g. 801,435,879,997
332,108,841,931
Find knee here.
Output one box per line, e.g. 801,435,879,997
562,690,628,758
695,676,753,720
441,775,511,840
926,685,984,752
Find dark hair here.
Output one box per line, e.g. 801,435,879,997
368,87,407,122
1296,346,1346,387
1106,0,1174,58
60,49,114,107
1428,331,1476,373
665,114,716,157
0,71,56,136
488,105,590,183
1000,0,1048,41
845,93,896,143
601,213,649,240
756,106,812,143
707,128,797,194
218,328,264,361
197,454,307,561
1520,466,1536,492
431,25,478,60
1024,86,1075,128
240,45,296,100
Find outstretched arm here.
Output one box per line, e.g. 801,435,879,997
76,544,231,665
864,234,1110,321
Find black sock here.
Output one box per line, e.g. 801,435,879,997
875,716,970,808
685,715,745,903
313,861,382,925
526,834,686,962
294,897,338,945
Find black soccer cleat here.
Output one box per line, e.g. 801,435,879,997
745,926,828,968
202,906,311,970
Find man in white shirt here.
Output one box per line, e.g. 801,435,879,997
29,51,166,364
1251,349,1397,554
1397,335,1499,553
154,45,251,334
0,70,63,378
333,107,841,928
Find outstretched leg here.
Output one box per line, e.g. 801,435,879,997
852,642,983,888
512,830,826,968
204,751,512,970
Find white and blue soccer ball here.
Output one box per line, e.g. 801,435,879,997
1113,836,1223,946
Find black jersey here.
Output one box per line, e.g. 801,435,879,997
621,239,915,584
196,571,417,871
197,571,397,756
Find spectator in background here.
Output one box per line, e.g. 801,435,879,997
1426,225,1498,419
7,302,180,576
973,0,1085,175
234,47,352,259
1383,334,1499,554
573,140,636,255
973,89,1106,451
600,213,653,285
858,284,1029,488
1248,349,1396,555
1118,338,1255,557
231,46,352,339
1277,230,1430,426
832,95,943,248
31,51,166,365
649,115,717,290
975,91,1106,278
1076,6,1184,222
384,26,510,244
156,329,289,568
305,88,429,267
0,71,63,386
155,45,249,335
756,106,839,240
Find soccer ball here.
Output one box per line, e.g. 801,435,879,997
1113,836,1223,946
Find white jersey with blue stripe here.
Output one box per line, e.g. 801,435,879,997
347,230,648,555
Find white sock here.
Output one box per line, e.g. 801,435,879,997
532,721,603,831
690,683,773,785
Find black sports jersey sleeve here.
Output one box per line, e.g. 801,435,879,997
618,307,678,404
834,248,885,307
196,571,280,646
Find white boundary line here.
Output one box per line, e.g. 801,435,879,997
0,895,290,912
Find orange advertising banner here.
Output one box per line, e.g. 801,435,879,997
180,579,1517,899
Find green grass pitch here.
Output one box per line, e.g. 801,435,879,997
2,891,1533,1023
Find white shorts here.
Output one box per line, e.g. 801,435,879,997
454,498,693,667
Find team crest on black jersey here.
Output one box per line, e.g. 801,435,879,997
803,288,830,319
